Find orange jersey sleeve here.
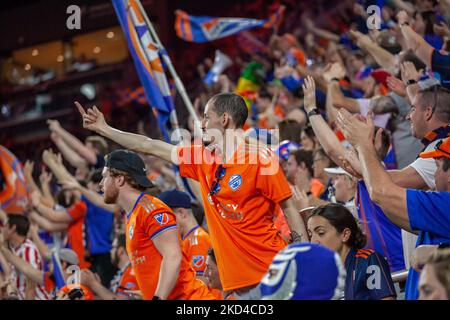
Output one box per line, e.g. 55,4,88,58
115,265,140,296
182,226,211,276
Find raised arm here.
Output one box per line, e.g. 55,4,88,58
23,161,41,196
48,119,97,166
337,109,411,232
29,211,69,233
305,18,340,42
397,11,434,68
28,223,51,261
30,192,73,223
49,131,88,169
39,169,55,208
75,102,177,164
350,30,397,74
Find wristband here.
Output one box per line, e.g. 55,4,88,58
307,108,320,117
406,79,417,86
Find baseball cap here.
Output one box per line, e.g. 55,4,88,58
259,243,346,300
276,140,301,161
420,137,450,160
324,167,352,177
58,248,79,265
158,189,192,209
105,150,153,188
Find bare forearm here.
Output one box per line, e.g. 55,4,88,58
30,231,51,261
154,254,181,299
0,251,12,276
363,42,397,74
0,247,43,284
98,125,176,164
57,128,96,165
79,186,117,212
29,211,68,232
54,139,86,168
89,282,116,300
310,27,340,42
282,199,308,242
329,82,359,113
400,25,434,67
35,203,71,223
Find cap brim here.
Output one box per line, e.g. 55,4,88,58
134,175,154,188
419,149,447,159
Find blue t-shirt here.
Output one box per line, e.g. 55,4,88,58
81,195,114,255
356,181,405,272
344,248,396,300
431,50,450,89
405,189,450,300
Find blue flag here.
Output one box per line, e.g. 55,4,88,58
51,252,66,290
175,7,285,42
355,181,405,272
112,0,174,141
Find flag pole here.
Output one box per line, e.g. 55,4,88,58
134,0,200,125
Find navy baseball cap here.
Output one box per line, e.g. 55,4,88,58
158,189,192,209
104,150,153,188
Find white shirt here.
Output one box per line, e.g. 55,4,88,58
409,139,442,190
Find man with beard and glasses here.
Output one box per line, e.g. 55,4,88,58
76,93,306,299
97,150,215,300
80,234,140,300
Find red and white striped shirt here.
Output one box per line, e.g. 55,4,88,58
11,239,50,300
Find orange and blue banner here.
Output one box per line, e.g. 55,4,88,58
112,0,175,141
175,7,284,42
0,145,28,214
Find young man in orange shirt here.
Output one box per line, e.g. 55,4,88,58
99,150,214,300
76,93,306,298
158,189,211,283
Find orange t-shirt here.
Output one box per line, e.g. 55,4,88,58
126,193,215,300
66,201,91,269
310,178,325,198
110,263,140,297
182,226,211,276
43,272,93,300
177,143,291,291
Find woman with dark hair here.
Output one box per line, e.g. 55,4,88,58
300,125,317,151
413,10,444,49
307,203,397,300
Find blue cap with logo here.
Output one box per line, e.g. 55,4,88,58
259,242,346,300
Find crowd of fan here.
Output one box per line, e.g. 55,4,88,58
1,0,450,300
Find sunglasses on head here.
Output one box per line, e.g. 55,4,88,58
434,140,450,156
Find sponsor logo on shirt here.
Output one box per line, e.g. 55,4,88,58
129,224,134,240
193,255,205,268
228,174,242,191
154,212,170,225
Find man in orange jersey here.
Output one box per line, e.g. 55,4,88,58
99,150,214,300
76,93,306,298
158,189,211,283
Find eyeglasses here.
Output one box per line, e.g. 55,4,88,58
209,165,226,196
435,140,450,156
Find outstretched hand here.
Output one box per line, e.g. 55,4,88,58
336,109,375,147
75,101,107,133
302,76,316,112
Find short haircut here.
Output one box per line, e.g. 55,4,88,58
425,248,450,298
7,214,30,237
290,149,314,177
278,119,302,144
258,89,272,100
417,85,450,123
210,93,248,128
89,168,103,184
313,148,336,168
86,136,108,156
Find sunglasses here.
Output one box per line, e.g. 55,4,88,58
209,164,226,196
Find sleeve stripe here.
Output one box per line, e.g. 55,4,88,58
150,224,178,240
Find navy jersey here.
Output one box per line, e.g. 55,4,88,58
405,190,450,300
356,181,405,272
344,248,397,300
431,50,450,89
81,195,114,255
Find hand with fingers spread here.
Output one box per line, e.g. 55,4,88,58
396,10,410,26
302,76,316,112
336,109,375,147
323,62,346,83
386,76,406,97
23,160,34,178
291,186,310,211
75,101,108,133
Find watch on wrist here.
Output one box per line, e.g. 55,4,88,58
406,79,418,86
307,108,320,117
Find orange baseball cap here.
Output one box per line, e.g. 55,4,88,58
419,137,450,159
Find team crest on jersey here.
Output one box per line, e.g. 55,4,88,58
228,174,242,191
154,212,170,225
129,224,134,240
193,255,205,268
